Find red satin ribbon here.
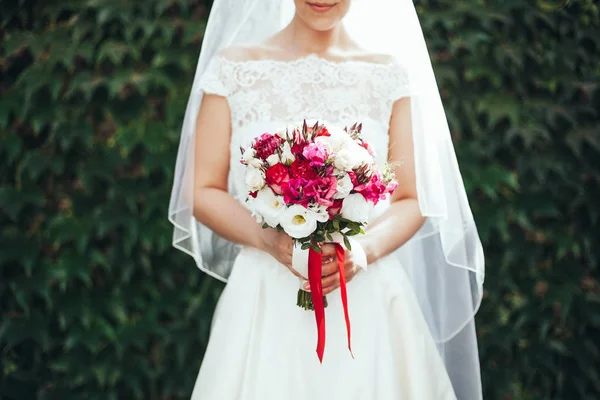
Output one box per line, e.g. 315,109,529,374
308,243,353,363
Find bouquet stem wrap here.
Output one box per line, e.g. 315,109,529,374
294,236,366,362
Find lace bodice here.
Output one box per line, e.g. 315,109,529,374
196,53,412,200
198,54,410,132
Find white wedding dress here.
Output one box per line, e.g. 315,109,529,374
190,52,457,400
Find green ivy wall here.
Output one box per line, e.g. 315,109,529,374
1,1,598,399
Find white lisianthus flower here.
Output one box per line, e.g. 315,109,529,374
266,153,280,167
281,142,296,165
280,204,318,239
242,147,256,164
244,167,265,192
334,174,353,199
307,204,330,223
254,188,285,227
341,193,371,223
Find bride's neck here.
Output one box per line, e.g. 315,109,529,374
282,15,351,55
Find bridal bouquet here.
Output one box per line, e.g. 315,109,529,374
240,121,398,361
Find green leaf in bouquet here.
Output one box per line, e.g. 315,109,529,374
332,219,340,231
343,235,352,250
313,232,325,243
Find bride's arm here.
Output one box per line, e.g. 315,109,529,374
192,94,294,267
357,97,426,264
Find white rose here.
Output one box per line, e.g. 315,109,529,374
250,158,263,168
354,143,374,166
254,188,285,227
266,153,280,167
280,204,318,239
242,147,256,164
275,129,289,140
317,125,350,152
334,148,360,171
341,193,371,223
334,174,353,199
281,142,296,165
244,167,265,192
316,134,347,153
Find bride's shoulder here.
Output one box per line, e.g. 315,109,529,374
346,52,396,66
214,44,280,62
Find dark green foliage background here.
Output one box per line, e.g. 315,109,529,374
1,0,598,399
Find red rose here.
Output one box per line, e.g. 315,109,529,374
265,163,290,195
290,159,317,179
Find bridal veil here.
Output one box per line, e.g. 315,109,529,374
168,1,485,398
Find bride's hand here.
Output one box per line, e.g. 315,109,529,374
259,228,306,279
303,244,359,296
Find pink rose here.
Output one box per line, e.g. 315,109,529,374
302,142,329,167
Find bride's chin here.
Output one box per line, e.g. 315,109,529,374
300,16,344,32
294,1,351,32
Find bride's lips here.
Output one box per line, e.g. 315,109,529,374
306,2,337,13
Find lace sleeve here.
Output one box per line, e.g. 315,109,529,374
389,62,412,101
197,56,234,97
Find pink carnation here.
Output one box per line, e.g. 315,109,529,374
254,133,284,160
282,177,310,207
303,176,337,207
386,180,398,194
360,173,388,205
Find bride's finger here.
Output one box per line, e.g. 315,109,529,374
321,259,338,276
321,272,340,289
322,283,339,296
321,243,337,257
287,266,306,280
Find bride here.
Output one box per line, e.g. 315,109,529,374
169,0,485,399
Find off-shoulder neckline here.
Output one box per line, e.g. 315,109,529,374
212,53,398,69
